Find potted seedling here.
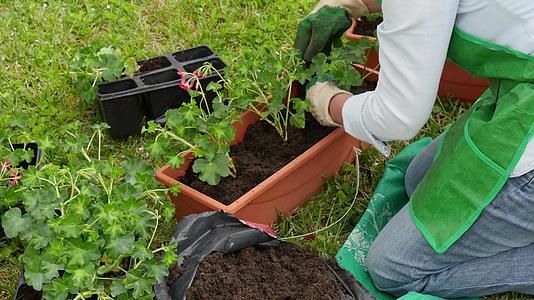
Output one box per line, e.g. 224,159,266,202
2,125,178,300
345,14,489,102
150,41,377,224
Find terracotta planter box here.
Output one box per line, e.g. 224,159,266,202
346,19,489,103
155,110,360,225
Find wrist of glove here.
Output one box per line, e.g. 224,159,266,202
312,0,369,19
307,81,352,127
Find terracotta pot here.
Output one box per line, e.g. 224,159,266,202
345,19,489,103
155,108,362,225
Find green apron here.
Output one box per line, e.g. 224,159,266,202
410,28,534,253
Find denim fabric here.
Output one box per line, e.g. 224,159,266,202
366,138,534,298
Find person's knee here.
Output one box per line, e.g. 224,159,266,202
366,234,428,294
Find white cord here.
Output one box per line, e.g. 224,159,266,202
280,147,361,241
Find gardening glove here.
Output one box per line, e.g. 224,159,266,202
306,76,352,127
295,0,370,61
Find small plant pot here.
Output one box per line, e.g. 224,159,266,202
155,110,362,225
97,80,144,139
345,19,489,103
96,46,226,138
13,270,41,300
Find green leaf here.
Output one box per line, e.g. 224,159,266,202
50,214,82,238
123,57,138,77
206,81,222,92
111,280,128,297
30,226,55,249
95,203,122,225
125,269,152,298
162,200,176,222
292,98,310,113
105,234,135,258
168,155,185,169
162,247,179,267
65,264,95,289
25,269,47,291
131,240,154,261
192,152,231,185
1,207,30,238
146,140,166,160
147,263,168,283
143,120,160,134
41,257,64,281
65,238,101,266
208,121,236,143
169,184,180,196
290,112,306,129
43,277,70,300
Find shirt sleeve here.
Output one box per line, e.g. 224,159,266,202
342,0,461,156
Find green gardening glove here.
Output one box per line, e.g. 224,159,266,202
295,6,352,62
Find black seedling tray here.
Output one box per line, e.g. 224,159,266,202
96,46,227,139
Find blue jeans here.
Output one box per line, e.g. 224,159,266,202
366,137,534,298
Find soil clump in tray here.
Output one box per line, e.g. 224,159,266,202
167,243,345,300
353,17,383,37
182,115,334,205
137,56,171,74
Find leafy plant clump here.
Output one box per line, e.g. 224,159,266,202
143,40,372,187
1,127,178,300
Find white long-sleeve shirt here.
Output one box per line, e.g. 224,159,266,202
342,0,534,177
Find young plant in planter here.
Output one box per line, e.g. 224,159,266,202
2,126,178,300
237,48,310,141
143,63,238,186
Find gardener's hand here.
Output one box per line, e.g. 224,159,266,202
295,0,370,61
306,76,352,127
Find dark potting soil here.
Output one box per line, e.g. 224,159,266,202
137,56,171,74
182,115,334,205
353,17,383,37
167,243,345,300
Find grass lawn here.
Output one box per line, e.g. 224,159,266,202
0,1,532,299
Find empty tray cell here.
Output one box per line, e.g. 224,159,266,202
141,69,180,85
173,46,214,62
98,79,138,94
184,58,226,73
137,56,172,74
